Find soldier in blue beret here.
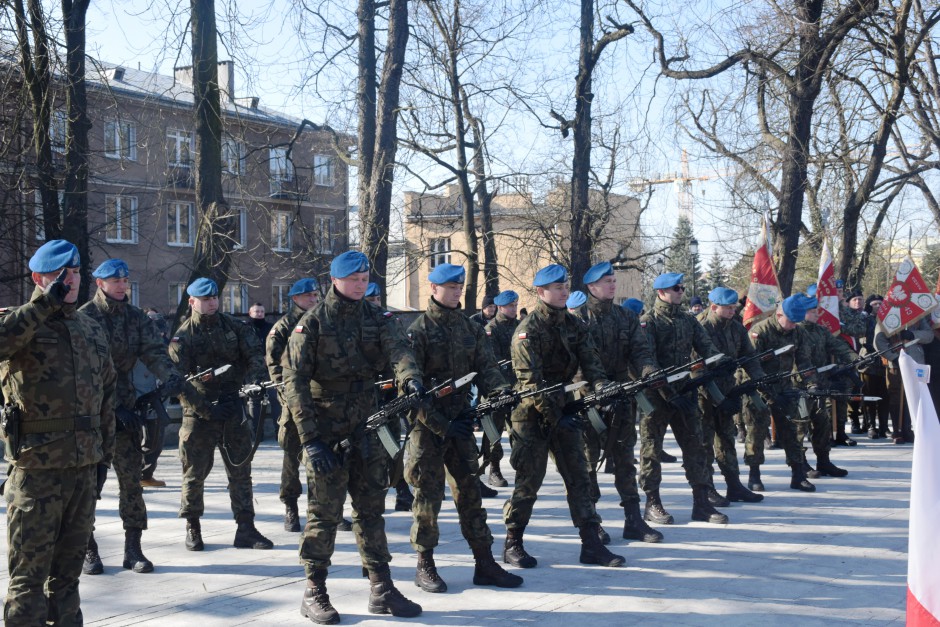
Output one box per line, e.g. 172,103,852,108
92,258,129,280
186,277,219,298
27,239,81,305
482,290,521,488
532,263,568,287
365,282,381,305
652,272,684,291
492,290,518,307
622,297,644,315
331,250,370,278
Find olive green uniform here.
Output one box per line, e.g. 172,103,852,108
798,321,857,456
483,312,518,466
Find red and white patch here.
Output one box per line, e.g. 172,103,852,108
485,329,492,336
750,332,759,339
294,325,305,333
268,329,277,336
640,322,647,328
383,311,394,318
170,336,180,343
517,332,527,340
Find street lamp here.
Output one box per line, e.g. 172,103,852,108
655,256,665,275
689,238,699,298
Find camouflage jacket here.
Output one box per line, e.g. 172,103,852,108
282,286,421,445
799,321,857,387
577,293,657,383
408,298,509,436
484,312,519,384
641,297,720,398
80,288,179,410
265,302,307,385
699,309,766,394
747,314,815,394
839,302,868,338
510,299,608,425
168,310,267,418
0,286,116,468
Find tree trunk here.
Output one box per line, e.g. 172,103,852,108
356,0,377,250
569,0,594,292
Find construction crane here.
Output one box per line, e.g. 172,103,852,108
628,149,712,223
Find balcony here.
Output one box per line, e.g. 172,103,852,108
270,175,309,200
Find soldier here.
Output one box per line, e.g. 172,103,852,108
79,259,185,575
833,279,867,445
365,282,382,305
622,298,644,316
168,278,273,552
405,263,523,593
1,240,116,626
575,262,665,544
638,272,729,525
469,294,497,326
282,251,423,623
266,278,320,533
696,287,764,505
502,264,625,569
566,290,587,313
141,308,172,487
746,295,818,491
482,290,521,487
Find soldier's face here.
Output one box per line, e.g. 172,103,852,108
588,275,617,301
537,282,569,308
292,292,319,311
804,307,820,323
657,286,685,305
332,271,370,301
365,295,381,305
482,305,497,318
714,304,736,320
190,295,219,316
498,303,518,319
97,276,129,301
249,305,265,319
33,267,80,303
776,309,796,331
431,282,464,309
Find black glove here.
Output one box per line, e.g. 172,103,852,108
42,267,71,307
406,379,427,397
162,374,184,398
554,413,582,435
668,394,697,415
95,463,108,499
116,407,143,432
717,395,741,415
900,329,916,341
445,415,474,440
304,439,338,474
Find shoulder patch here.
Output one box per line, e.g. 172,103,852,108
640,322,647,328
383,311,394,318
268,329,277,336
750,332,758,339
170,336,180,343
518,332,528,340
486,329,492,336
294,325,305,333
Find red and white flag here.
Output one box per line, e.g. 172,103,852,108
930,273,940,329
816,241,841,335
742,212,782,328
876,257,937,338
899,352,940,627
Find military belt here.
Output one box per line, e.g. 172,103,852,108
20,415,100,434
311,380,367,395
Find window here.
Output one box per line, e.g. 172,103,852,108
269,147,293,181
128,281,140,307
236,206,247,248
272,284,291,315
429,238,451,268
169,282,187,309
313,155,334,186
222,138,244,175
33,190,64,241
50,110,67,154
104,119,137,160
271,211,292,252
168,201,195,247
315,215,334,254
166,128,194,167
105,195,138,243
221,283,249,314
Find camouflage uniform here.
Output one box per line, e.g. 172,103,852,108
80,288,180,530
169,310,267,523
1,287,116,626
406,298,509,553
281,286,421,576
798,321,857,457
482,311,518,469
836,303,867,437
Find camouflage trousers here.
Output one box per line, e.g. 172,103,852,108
698,394,741,479
178,416,255,520
404,421,493,553
741,393,803,467
111,427,147,529
300,431,392,576
796,398,834,458
503,417,600,531
638,393,710,492
481,409,509,467
4,464,96,627
582,401,640,508
278,410,304,503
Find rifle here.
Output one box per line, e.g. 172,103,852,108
827,339,918,378
187,364,232,383
497,359,512,372
1,404,21,461
475,381,588,445
798,389,882,402
238,380,285,400
135,384,173,456
697,345,795,407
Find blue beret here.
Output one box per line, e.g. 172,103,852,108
566,291,587,309
622,298,644,314
428,263,466,284
583,261,614,285
288,278,319,297
29,240,80,273
835,279,845,289
781,294,807,323
493,290,519,306
806,284,818,298
187,278,219,297
708,287,738,306
533,264,568,287
330,251,370,278
92,258,129,279
653,272,684,290
803,294,818,309
365,282,380,297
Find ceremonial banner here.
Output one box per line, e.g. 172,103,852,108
816,241,841,335
876,257,937,338
742,213,782,328
931,273,940,329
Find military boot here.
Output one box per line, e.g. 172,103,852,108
301,569,340,625
122,528,154,573
488,461,509,488
471,546,523,588
706,478,731,507
502,528,537,568
643,490,674,525
478,478,498,498
691,485,730,524
816,452,848,477
622,500,663,543
596,523,611,545
367,564,422,617
659,450,678,463
338,518,353,532
185,518,204,551
578,523,626,567
789,464,816,492
395,480,414,511
724,472,764,503
285,499,302,533
747,465,764,492
414,550,447,593
83,532,104,575
234,515,274,549
803,460,821,479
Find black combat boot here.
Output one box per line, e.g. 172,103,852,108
488,461,509,488
83,532,104,575
803,456,821,479
414,550,447,593
301,569,340,625
622,500,663,543
659,450,678,463
643,490,674,525
691,485,730,524
478,478,498,498
122,528,154,573
471,546,523,588
285,499,301,533
724,472,764,503
234,515,274,549
337,518,353,532
367,564,422,617
578,523,626,567
185,517,204,551
789,464,816,492
706,478,731,507
816,452,848,477
395,480,414,511
747,465,764,492
502,528,537,568
596,523,611,545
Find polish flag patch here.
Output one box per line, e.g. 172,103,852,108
294,325,305,333
486,329,492,336
170,336,180,343
640,322,647,328
750,332,759,339
517,332,527,339
383,311,394,318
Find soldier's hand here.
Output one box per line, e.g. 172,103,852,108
43,267,71,307
162,374,184,398
304,439,338,474
406,379,427,397
95,464,108,499
668,394,697,416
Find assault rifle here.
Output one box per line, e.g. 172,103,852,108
238,380,285,400
827,339,919,379
134,383,174,455
187,364,232,383
696,345,795,407
798,389,882,402
474,381,588,445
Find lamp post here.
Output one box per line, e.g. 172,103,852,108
689,238,699,298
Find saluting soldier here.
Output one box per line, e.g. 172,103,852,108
1,240,116,626
502,264,625,570
79,259,185,575
168,278,273,552
482,289,521,487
